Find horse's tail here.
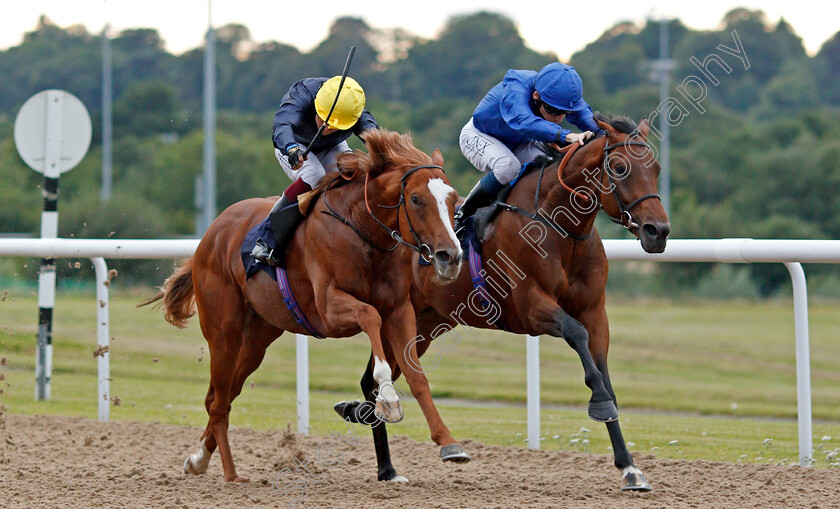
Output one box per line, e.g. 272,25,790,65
137,259,196,329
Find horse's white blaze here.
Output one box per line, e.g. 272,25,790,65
427,178,462,257
622,465,643,477
373,355,399,403
187,438,212,474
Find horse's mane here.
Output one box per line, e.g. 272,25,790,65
593,112,637,134
336,129,431,179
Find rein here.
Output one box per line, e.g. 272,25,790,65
555,137,660,230
322,164,444,262
494,155,593,241
496,135,660,239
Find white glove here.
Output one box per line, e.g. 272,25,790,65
565,131,594,145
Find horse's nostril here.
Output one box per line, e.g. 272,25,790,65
435,250,453,264
642,223,670,240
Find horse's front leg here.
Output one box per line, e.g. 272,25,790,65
321,285,403,423
577,306,652,491
334,308,445,482
384,301,470,462
517,284,618,422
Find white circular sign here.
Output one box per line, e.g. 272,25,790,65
14,89,92,175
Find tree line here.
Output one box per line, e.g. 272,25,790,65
1,8,839,296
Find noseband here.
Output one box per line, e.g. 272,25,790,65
366,165,444,262
601,140,661,229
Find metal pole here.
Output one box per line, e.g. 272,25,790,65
201,1,216,234
526,334,540,449
35,90,65,401
785,262,813,466
101,19,113,201
296,333,309,434
658,18,671,216
92,257,110,421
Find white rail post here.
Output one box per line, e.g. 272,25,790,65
785,262,813,466
296,333,309,434
92,257,110,422
526,334,540,449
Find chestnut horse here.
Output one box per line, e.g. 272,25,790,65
141,130,464,482
336,114,669,490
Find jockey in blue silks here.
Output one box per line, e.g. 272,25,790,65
455,62,604,231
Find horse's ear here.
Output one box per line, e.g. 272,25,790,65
596,119,615,138
431,148,444,167
637,117,650,140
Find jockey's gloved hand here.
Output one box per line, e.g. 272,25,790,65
286,144,306,170
566,131,594,145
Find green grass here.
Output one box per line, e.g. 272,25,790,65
1,289,839,468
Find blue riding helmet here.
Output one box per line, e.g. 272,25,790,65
534,63,586,112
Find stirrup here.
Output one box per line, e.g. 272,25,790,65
250,239,279,267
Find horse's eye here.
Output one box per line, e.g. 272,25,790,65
613,164,627,176
411,195,420,205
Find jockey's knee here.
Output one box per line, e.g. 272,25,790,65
491,162,519,186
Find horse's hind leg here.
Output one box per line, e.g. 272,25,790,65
522,287,618,422
183,385,216,474
185,312,280,479
578,307,651,491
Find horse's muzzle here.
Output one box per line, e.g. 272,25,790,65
639,221,670,253
433,249,462,281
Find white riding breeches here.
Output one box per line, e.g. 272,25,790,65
275,141,351,188
459,118,547,185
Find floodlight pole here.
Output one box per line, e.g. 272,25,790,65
101,17,113,201
201,0,217,234
658,18,671,216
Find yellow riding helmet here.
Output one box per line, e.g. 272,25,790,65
314,76,366,130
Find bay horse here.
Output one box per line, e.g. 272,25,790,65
141,130,464,482
336,114,669,490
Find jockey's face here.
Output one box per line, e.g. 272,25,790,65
533,91,567,124
315,115,339,135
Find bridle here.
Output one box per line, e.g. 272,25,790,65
322,164,444,262
557,136,660,230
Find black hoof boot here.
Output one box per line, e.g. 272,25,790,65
333,400,362,422
588,399,619,422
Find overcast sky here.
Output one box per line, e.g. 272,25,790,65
1,1,836,60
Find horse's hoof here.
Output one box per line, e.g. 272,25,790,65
333,400,361,421
621,467,652,492
184,456,208,475
386,474,410,483
588,400,619,422
440,444,471,462
375,399,404,424
226,475,250,483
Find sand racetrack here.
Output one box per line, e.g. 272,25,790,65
1,414,838,509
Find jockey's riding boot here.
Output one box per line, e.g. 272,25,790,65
454,172,504,233
250,195,303,267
